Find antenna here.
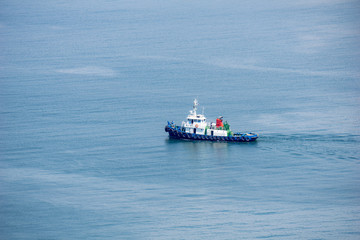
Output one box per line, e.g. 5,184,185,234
193,99,198,114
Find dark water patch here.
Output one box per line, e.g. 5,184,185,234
253,211,277,216
256,233,296,239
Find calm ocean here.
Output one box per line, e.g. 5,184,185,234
1,0,359,239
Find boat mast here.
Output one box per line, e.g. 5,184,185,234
193,99,198,115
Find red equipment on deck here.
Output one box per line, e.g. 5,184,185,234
216,117,224,128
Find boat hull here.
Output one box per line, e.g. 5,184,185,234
165,125,258,142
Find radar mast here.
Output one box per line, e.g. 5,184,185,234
193,99,198,115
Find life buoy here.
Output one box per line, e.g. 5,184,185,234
195,124,199,128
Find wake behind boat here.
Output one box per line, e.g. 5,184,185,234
165,99,258,142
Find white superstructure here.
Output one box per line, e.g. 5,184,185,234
181,99,228,137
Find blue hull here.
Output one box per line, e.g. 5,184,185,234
165,125,258,142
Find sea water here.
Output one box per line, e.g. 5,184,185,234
1,0,359,239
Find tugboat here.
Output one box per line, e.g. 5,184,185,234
165,99,258,142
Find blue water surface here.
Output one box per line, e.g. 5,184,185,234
1,0,360,239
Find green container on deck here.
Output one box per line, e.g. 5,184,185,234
205,126,209,135
223,121,230,131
